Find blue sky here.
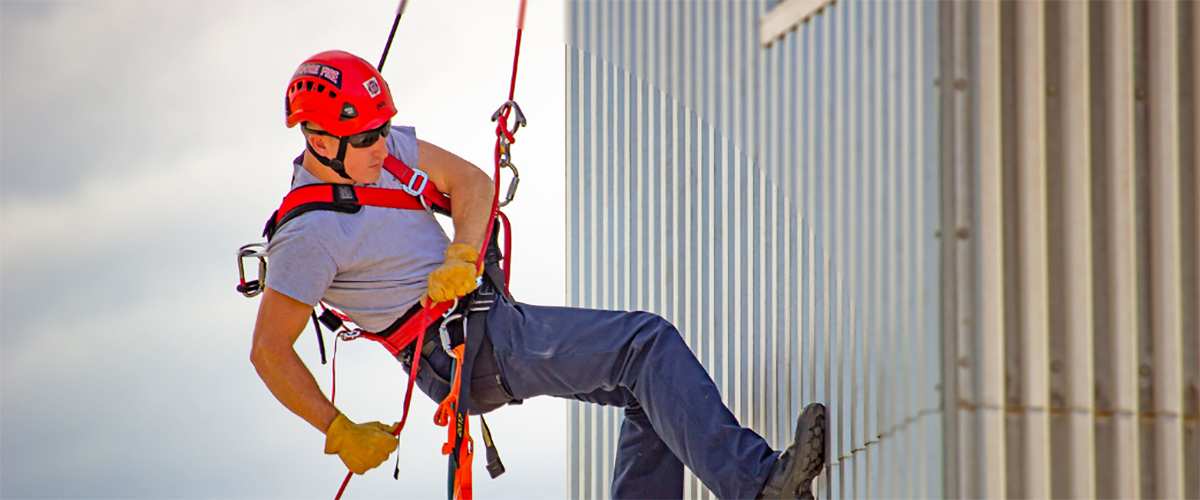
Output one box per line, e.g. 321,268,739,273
1,1,568,497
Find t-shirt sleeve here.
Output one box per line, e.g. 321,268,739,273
386,125,419,168
264,219,337,307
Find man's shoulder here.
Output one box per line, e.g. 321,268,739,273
269,209,344,249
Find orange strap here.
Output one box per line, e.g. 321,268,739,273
433,344,474,500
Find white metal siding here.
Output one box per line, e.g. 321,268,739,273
565,1,1197,498
948,1,1199,498
566,1,941,498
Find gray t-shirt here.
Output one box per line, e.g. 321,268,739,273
265,126,450,332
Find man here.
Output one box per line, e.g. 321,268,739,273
251,50,827,499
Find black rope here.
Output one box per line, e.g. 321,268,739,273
377,0,408,72
311,311,328,365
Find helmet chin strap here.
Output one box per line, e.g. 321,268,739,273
306,136,354,181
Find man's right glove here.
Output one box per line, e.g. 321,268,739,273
324,413,399,475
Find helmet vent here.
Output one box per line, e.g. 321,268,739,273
317,84,326,93
329,90,338,99
305,81,314,92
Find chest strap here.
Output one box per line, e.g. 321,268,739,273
264,154,453,240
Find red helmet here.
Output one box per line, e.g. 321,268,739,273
285,50,396,137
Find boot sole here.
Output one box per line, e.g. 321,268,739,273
779,403,826,498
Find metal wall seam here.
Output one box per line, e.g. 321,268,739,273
1147,2,1186,498
975,2,1007,498
898,3,915,497
911,2,924,494
634,17,644,316
816,8,831,496
622,7,632,317
782,19,797,465
705,1,718,422
1191,3,1200,494
598,41,611,500
766,14,781,451
844,4,861,492
940,0,961,497
752,0,767,446
659,4,669,368
1060,2,1097,498
868,3,884,498
882,3,898,494
1102,2,1142,497
915,2,939,496
565,36,579,500
830,3,846,495
586,23,598,496
802,16,818,486
1015,2,1052,498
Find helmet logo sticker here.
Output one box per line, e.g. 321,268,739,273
292,63,342,89
363,77,382,98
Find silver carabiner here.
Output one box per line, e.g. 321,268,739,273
439,312,464,357
339,328,364,341
236,243,268,297
498,161,520,207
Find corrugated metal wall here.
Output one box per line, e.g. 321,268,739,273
565,0,1197,499
944,1,1200,499
564,1,942,498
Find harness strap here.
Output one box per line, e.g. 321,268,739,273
265,154,450,241
382,155,452,213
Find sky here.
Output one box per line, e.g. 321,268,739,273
0,1,568,498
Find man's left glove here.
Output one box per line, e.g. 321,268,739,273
424,243,482,305
324,413,399,475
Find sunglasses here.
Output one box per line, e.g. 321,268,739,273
305,121,391,148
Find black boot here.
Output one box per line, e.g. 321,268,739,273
756,403,826,500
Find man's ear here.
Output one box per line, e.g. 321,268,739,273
306,133,332,157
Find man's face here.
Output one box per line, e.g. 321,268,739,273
309,129,388,184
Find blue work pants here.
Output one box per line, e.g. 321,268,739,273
484,300,779,499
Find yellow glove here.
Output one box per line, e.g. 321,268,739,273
324,413,399,475
425,243,481,304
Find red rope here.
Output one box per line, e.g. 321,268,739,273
333,1,528,496
331,336,339,404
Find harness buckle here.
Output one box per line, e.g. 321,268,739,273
236,243,268,297
402,168,430,197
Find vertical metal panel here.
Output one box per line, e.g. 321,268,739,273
567,1,943,497
1102,2,1143,498
1189,5,1200,500
975,2,1008,498
1059,2,1097,498
1147,2,1187,498
964,1,1003,496
1014,3,1053,498
898,4,914,498
568,1,1200,498
866,5,883,499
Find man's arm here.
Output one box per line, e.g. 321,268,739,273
417,139,495,252
250,287,339,433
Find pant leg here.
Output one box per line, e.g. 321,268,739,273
611,401,686,500
486,300,778,499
